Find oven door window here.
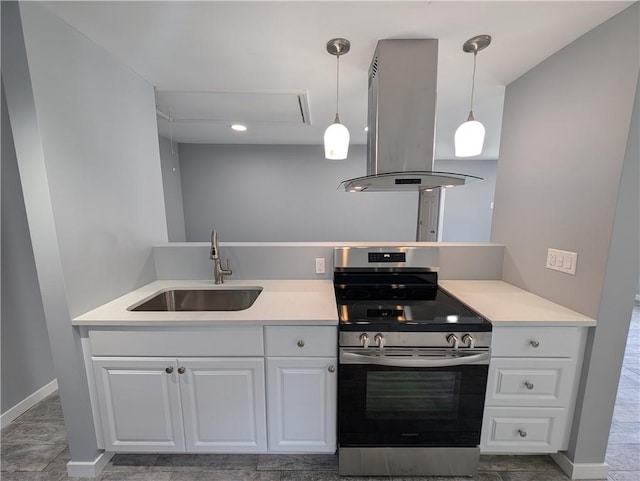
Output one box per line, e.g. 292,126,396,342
366,371,460,420
339,364,488,447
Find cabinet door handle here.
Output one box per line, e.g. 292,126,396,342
524,381,534,390
518,429,527,438
165,367,174,374
530,340,540,348
328,365,336,373
297,340,305,348
177,367,186,374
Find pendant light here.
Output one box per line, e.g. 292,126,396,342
324,38,350,160
455,34,491,157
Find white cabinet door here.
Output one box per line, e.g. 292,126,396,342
179,358,267,452
93,357,185,452
266,357,337,452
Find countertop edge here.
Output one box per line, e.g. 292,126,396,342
73,319,339,327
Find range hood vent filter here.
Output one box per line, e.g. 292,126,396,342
342,171,482,192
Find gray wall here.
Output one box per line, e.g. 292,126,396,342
19,2,168,317
491,3,639,468
1,83,56,414
153,242,505,281
179,143,496,242
435,159,496,242
159,135,186,242
491,5,638,318
3,1,168,464
568,70,639,466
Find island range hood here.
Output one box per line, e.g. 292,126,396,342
341,38,482,192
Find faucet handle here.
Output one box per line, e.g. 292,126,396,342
210,229,219,259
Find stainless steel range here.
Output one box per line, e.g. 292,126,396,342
334,247,492,477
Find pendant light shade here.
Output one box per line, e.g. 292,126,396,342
324,38,350,160
324,114,350,159
455,113,485,157
455,34,491,158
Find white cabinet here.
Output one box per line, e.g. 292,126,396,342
180,358,266,452
93,356,266,453
265,326,337,453
481,326,586,453
93,357,185,452
87,324,337,454
90,327,268,454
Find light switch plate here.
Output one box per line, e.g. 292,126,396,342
546,248,578,275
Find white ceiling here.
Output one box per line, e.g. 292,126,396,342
42,1,633,160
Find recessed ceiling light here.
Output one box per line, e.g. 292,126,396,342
231,124,247,132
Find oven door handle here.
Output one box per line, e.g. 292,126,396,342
340,350,490,367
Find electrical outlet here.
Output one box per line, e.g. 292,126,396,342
546,248,578,275
315,258,326,274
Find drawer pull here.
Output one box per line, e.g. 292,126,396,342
297,340,305,348
524,381,534,390
328,365,336,373
518,429,527,438
530,340,540,348
178,367,186,374
165,367,174,374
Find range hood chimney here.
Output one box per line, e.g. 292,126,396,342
341,39,482,192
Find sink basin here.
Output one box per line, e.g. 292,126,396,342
129,288,262,312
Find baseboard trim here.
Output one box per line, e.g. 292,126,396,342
0,379,58,429
551,452,609,479
67,451,113,478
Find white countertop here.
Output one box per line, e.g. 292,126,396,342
73,278,596,328
439,280,596,326
72,280,338,327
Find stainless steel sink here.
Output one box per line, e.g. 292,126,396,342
129,288,262,312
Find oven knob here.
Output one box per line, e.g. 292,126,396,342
360,333,371,349
374,333,386,348
462,334,475,349
447,334,460,350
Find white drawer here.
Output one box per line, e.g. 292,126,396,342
491,327,584,358
89,327,264,356
265,326,336,357
481,406,569,453
486,358,577,407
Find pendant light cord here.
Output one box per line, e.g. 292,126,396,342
335,52,341,119
469,51,477,114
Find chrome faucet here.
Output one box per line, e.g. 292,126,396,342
210,229,232,284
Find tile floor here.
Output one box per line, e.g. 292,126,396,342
2,305,638,481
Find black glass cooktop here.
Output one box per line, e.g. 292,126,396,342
337,289,491,332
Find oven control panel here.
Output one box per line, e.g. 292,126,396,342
368,252,405,263
334,247,439,270
340,331,492,349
